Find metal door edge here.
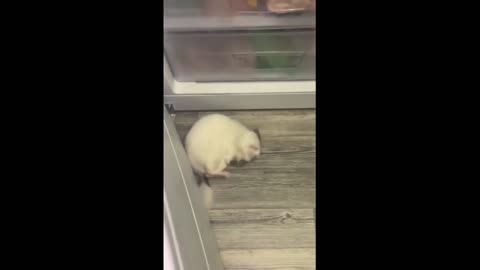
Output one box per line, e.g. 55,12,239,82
164,107,224,270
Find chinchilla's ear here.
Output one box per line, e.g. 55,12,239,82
253,128,261,143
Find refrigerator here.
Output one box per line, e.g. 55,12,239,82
163,1,316,269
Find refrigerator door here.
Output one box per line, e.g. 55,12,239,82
164,107,224,270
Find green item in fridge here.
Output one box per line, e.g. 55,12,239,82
248,35,304,72
255,52,304,70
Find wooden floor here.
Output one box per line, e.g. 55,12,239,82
174,110,316,270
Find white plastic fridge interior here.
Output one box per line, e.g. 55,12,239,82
164,0,316,94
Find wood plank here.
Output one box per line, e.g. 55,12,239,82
209,171,315,209
220,248,315,270
260,136,316,154
231,150,315,170
195,110,316,122
174,110,316,138
209,209,315,249
174,110,315,122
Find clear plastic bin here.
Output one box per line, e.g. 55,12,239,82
164,29,315,82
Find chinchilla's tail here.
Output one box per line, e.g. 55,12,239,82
200,181,213,209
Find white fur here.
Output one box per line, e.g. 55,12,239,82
185,114,261,177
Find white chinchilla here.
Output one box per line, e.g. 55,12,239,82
185,114,261,178
185,114,261,208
